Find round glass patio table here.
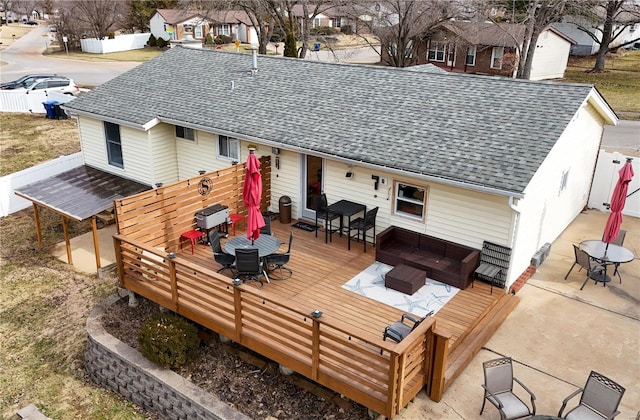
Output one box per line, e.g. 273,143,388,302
579,240,634,264
224,235,281,257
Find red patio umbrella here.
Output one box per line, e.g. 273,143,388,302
243,149,265,243
602,158,634,253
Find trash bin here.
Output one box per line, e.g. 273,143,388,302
279,196,292,224
43,100,59,119
53,104,68,119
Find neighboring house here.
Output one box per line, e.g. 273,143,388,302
150,9,209,41
207,10,258,44
291,4,375,34
61,47,617,292
553,16,640,56
410,21,575,80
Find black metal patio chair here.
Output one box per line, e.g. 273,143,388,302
348,206,378,252
558,370,625,419
264,229,293,280
209,229,235,276
234,248,269,287
315,193,340,239
564,244,605,290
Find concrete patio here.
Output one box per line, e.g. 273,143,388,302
53,209,639,419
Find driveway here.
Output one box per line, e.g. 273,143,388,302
396,209,639,419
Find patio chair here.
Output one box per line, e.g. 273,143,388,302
348,206,378,252
564,245,605,290
260,214,271,235
558,370,625,419
209,230,235,276
474,241,511,294
382,312,432,343
315,193,340,238
480,357,536,420
234,248,269,287
264,229,293,280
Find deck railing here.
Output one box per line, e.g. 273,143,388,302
114,236,449,418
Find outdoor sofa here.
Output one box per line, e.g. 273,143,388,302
375,226,480,290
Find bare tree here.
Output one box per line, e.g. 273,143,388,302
12,0,38,21
74,0,120,40
1,0,13,25
484,0,577,79
264,0,299,57
571,1,640,72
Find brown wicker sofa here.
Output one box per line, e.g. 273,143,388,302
375,226,480,290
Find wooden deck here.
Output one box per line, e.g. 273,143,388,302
185,219,519,393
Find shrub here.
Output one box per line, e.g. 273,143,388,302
137,312,200,369
147,34,157,47
340,25,353,35
204,33,214,45
107,32,115,39
214,34,233,44
156,37,168,48
310,26,338,36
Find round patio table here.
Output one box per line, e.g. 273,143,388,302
579,240,634,284
224,235,281,257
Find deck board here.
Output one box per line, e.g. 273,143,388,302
180,219,517,391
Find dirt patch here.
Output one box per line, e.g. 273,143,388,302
101,295,371,419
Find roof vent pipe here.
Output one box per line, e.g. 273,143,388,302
250,46,258,73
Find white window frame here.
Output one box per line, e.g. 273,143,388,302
104,122,123,169
394,182,427,220
218,24,230,36
428,41,446,62
466,46,476,66
218,135,240,161
175,125,195,141
491,46,504,69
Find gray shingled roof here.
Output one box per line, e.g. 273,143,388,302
64,47,596,195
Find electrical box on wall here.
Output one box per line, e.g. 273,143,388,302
380,178,387,185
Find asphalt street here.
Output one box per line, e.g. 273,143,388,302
0,25,139,87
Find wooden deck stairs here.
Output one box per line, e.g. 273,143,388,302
443,290,520,389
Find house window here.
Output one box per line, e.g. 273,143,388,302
491,47,504,69
184,25,194,36
394,182,427,220
195,25,203,38
333,18,341,28
314,18,321,28
428,41,445,62
104,122,123,168
175,125,195,141
466,46,476,66
218,24,230,36
218,135,239,160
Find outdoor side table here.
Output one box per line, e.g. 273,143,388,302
180,229,204,254
385,264,426,295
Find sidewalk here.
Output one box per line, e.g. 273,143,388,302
397,209,639,419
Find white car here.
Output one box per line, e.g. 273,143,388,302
17,77,80,96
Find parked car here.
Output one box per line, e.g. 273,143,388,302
25,20,38,25
14,77,80,96
1,74,65,90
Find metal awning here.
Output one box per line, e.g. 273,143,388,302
15,165,150,221
14,165,151,272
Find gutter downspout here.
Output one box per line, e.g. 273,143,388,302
506,195,522,291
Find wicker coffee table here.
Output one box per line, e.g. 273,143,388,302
385,264,426,295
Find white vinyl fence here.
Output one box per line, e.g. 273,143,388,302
81,33,150,54
0,153,84,217
588,150,640,218
0,90,77,113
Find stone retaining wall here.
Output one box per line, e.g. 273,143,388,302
85,293,249,420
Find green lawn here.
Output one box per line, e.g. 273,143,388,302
563,50,640,120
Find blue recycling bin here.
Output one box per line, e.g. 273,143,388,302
43,100,59,119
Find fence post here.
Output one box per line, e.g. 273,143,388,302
429,326,450,402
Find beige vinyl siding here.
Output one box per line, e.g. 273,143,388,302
322,160,513,251
175,129,218,179
149,124,178,184
269,149,300,217
78,116,153,184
